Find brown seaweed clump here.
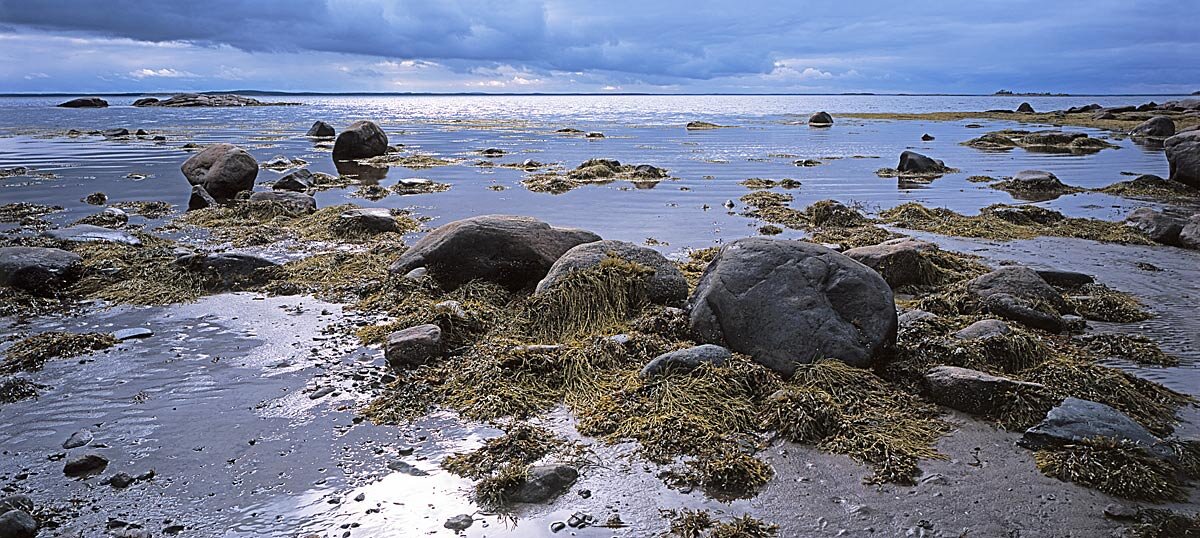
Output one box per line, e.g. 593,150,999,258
1095,174,1200,203
0,202,61,224
2,331,117,374
1127,509,1200,538
879,202,1154,245
1035,438,1190,502
522,158,671,193
1078,333,1179,366
174,202,419,247
358,152,458,169
963,129,1118,154
663,509,778,538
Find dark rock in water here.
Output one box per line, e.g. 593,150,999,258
967,267,1066,332
43,225,141,246
0,246,82,295
1019,130,1089,148
535,239,687,307
1020,397,1158,450
174,252,278,289
1130,116,1175,138
687,238,897,376
248,191,317,213
272,169,315,191
62,429,93,449
63,453,108,476
113,328,153,341
808,111,833,125
1065,103,1101,114
1016,102,1035,113
1180,215,1200,250
507,464,579,504
143,93,293,107
0,509,37,538
1033,269,1093,288
132,97,159,107
339,208,401,233
389,215,601,291
444,514,473,531
685,121,722,130
384,324,442,369
57,97,107,108
480,148,505,157
896,151,947,174
181,143,258,200
843,238,938,288
103,128,129,137
105,471,135,489
188,185,218,211
333,120,389,160
1124,207,1186,245
1006,170,1068,191
921,133,935,141
306,120,335,138
953,319,1010,340
923,366,1046,417
632,164,667,179
1165,131,1200,189
641,344,730,377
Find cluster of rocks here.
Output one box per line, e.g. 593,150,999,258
1124,207,1200,250
132,94,299,107
964,129,1116,153
1058,98,1200,121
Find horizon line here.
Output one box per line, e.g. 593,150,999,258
2,90,1197,98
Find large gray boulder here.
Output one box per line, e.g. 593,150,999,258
923,366,1046,417
389,215,601,291
896,151,947,174
333,120,388,160
0,246,82,295
0,508,37,538
687,238,897,376
180,143,258,199
57,97,107,108
966,267,1066,332
1165,130,1200,188
1020,397,1158,450
843,237,938,288
1180,215,1200,250
808,111,833,125
640,344,731,377
534,240,687,307
1124,207,1186,246
1130,116,1175,138
384,324,442,368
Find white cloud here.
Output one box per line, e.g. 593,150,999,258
129,68,194,79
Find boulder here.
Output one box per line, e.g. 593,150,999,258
808,111,833,125
62,429,93,449
1124,207,1186,245
57,97,107,108
534,240,687,307
1033,269,1094,288
188,185,218,211
0,496,33,515
272,169,315,191
923,366,1046,417
384,324,442,368
248,191,317,213
640,344,731,377
306,120,336,138
333,120,388,160
339,208,402,233
843,237,938,288
1016,102,1035,113
898,309,938,328
1180,215,1200,250
1130,116,1175,138
180,143,258,200
63,453,108,476
1006,170,1067,191
687,238,897,376
43,225,141,246
388,215,601,291
966,267,1066,332
1020,397,1158,450
953,319,1010,340
921,133,935,141
132,97,159,107
506,464,578,504
0,246,82,295
174,252,278,289
1165,130,1200,188
0,509,37,538
896,151,947,174
103,128,129,138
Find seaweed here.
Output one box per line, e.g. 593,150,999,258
175,202,419,247
1035,438,1186,502
442,423,571,479
2,331,116,374
880,202,1154,244
681,446,774,498
1129,509,1200,538
1079,333,1178,366
68,237,216,305
525,256,654,341
662,509,778,538
1062,283,1152,322
0,202,61,223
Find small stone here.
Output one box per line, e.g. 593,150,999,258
63,453,108,476
106,471,135,489
62,429,93,449
384,324,442,369
444,514,473,531
1103,503,1139,520
550,521,567,533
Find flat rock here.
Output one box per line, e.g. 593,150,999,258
63,453,108,476
1034,269,1094,287
967,267,1066,332
384,324,442,369
535,239,687,307
113,328,153,341
0,246,82,295
507,464,579,504
43,225,141,246
640,344,731,377
1125,207,1186,245
1020,397,1158,450
174,252,278,289
953,319,1010,340
923,366,1046,417
339,208,401,233
898,309,939,327
272,169,316,191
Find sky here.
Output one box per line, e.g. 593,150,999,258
0,0,1196,95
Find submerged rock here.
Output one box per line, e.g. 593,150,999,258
181,143,259,200
535,239,687,307
507,464,579,504
1020,397,1158,450
43,225,141,246
333,120,389,160
272,169,316,191
389,215,600,291
248,191,317,213
1165,130,1200,188
923,366,1046,417
685,121,722,130
0,246,82,295
640,344,731,377
967,267,1066,332
1124,207,1186,246
1130,116,1175,138
808,111,833,125
687,238,897,376
306,120,336,138
57,97,107,108
384,324,442,369
843,238,938,288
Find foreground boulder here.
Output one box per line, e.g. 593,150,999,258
687,238,897,376
174,252,278,289
384,324,442,368
1020,397,1158,451
306,121,335,138
1124,207,1186,245
0,246,82,295
1181,215,1200,250
808,111,833,125
248,191,316,213
967,267,1065,331
1130,116,1175,138
0,508,37,538
923,366,1046,417
843,237,938,288
333,120,388,160
180,143,258,199
57,97,107,108
389,215,600,291
506,464,578,504
896,151,948,174
534,240,687,307
640,344,731,377
1165,131,1200,188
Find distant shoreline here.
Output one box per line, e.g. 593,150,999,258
1,91,1196,98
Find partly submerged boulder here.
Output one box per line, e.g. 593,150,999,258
535,239,687,307
1165,130,1200,188
1016,102,1035,113
1130,116,1175,138
0,246,82,295
339,207,402,233
1020,397,1158,450
808,111,833,125
306,120,336,138
388,215,601,291
333,120,388,161
966,267,1066,332
57,97,108,108
896,151,948,175
687,238,897,376
1124,207,1186,246
272,169,316,191
180,143,258,200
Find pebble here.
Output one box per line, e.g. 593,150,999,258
444,514,473,531
62,429,93,449
106,472,134,489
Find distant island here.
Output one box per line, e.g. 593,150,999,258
994,89,1071,97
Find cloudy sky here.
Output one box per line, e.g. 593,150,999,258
0,0,1195,94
